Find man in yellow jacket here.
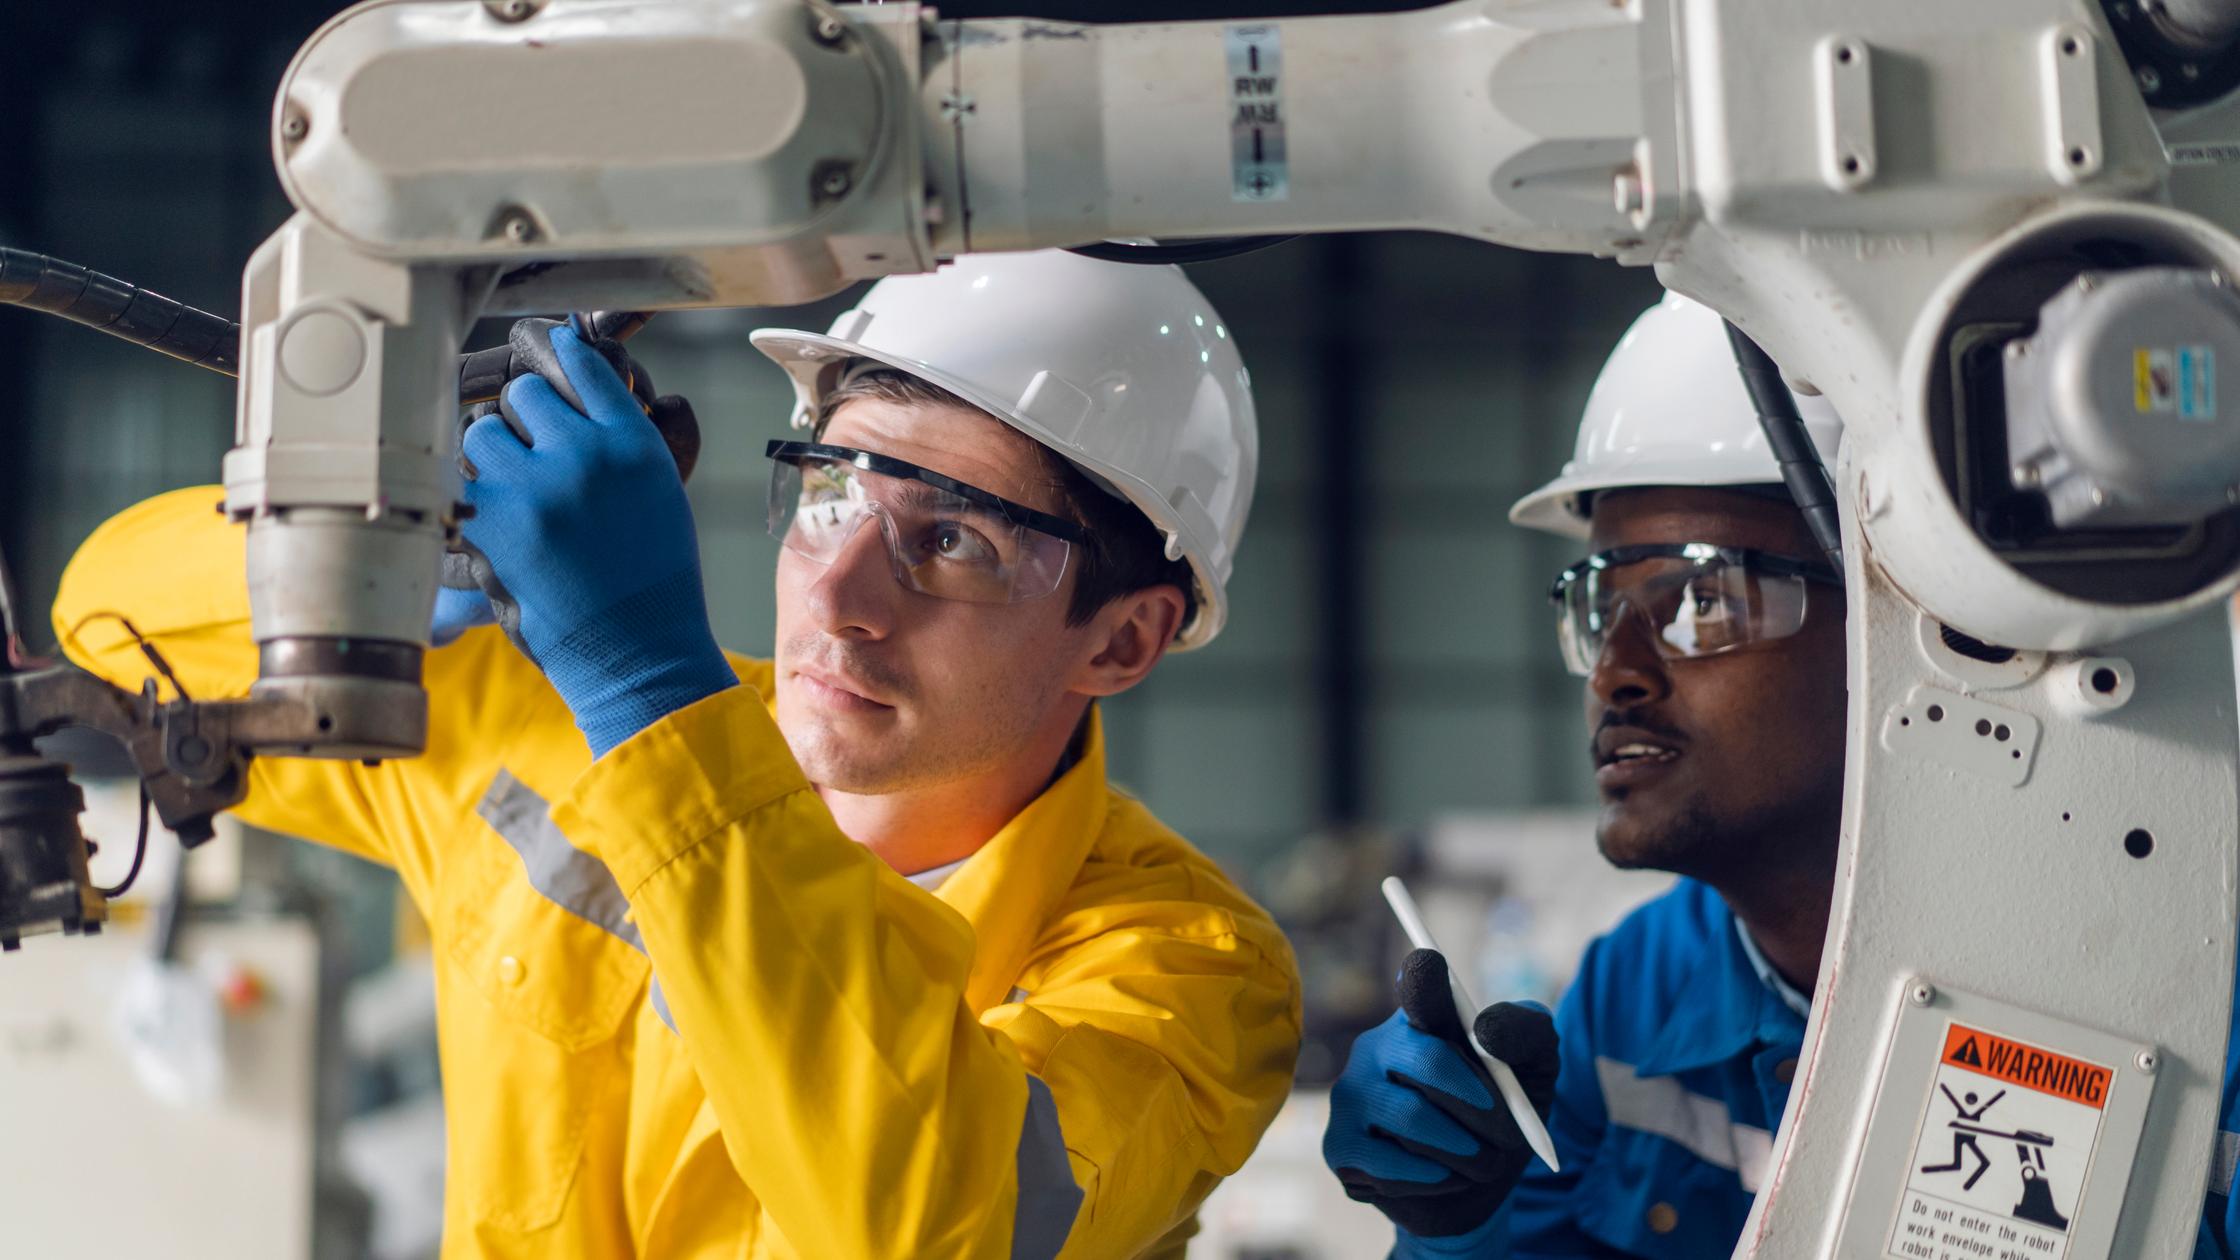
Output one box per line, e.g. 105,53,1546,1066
54,250,1300,1258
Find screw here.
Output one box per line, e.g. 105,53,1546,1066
2006,340,2028,358
483,0,541,21
2076,273,2099,292
2013,463,2042,488
2090,485,2108,507
2137,1048,2159,1074
939,92,977,122
281,111,309,142
813,12,848,45
2138,65,2164,94
1908,979,1936,1007
496,207,539,244
815,163,854,202
1612,168,1645,218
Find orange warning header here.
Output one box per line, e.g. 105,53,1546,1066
1941,1023,2110,1110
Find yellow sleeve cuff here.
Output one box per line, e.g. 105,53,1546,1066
550,683,811,893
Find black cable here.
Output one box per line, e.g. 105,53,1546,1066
0,246,238,374
1,248,655,408
93,782,151,900
1067,236,1299,265
0,536,24,669
1724,320,1845,576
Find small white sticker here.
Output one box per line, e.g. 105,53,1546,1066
1226,26,1287,202
2166,141,2240,166
1887,1023,2111,1260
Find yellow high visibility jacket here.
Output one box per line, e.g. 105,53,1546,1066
55,487,1303,1259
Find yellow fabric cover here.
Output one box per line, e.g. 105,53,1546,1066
55,486,1302,1259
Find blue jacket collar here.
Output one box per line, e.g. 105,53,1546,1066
1630,892,1810,1077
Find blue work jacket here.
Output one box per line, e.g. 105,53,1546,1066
1410,879,2240,1258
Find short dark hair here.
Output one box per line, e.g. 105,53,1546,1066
812,368,1199,633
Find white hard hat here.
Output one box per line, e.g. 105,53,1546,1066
1510,290,1843,539
751,250,1257,649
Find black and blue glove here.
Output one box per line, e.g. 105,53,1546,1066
1323,949,1560,1256
458,323,736,757
436,316,699,650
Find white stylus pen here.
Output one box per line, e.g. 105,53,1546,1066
1380,875,1562,1173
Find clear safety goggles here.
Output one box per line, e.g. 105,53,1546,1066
1549,543,1841,677
765,441,1087,605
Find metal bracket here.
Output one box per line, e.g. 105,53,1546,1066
2041,25,2106,185
1815,35,1877,191
1880,685,2043,787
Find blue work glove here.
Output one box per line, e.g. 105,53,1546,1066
459,324,736,757
1323,949,1560,1252
430,584,494,646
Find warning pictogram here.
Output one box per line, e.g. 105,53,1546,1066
1887,1024,2111,1260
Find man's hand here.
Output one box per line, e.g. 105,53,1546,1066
459,323,736,756
1323,949,1559,1254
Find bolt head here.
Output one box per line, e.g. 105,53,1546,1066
1611,170,1645,217
1908,981,1936,1006
2137,1049,2159,1073
2138,66,2164,94
815,14,847,42
281,112,309,141
820,169,852,197
498,210,538,244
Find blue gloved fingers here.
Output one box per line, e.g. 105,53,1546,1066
544,323,646,428
496,371,583,454
462,408,536,479
429,584,496,646
1327,1012,1486,1175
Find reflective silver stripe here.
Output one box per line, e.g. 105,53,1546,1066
2212,1130,2240,1196
1594,1056,1773,1193
1012,1075,1083,1260
477,769,675,1032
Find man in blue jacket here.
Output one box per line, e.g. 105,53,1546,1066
1322,290,2240,1257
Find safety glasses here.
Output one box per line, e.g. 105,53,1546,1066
1549,543,1841,676
765,441,1087,605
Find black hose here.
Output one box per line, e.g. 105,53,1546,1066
0,247,238,374
1068,236,1298,265
0,248,656,408
1724,320,1845,575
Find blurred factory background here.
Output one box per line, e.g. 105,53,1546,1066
0,2,1673,1256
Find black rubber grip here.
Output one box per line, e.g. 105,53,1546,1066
0,247,239,374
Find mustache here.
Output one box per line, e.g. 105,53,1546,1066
1589,707,1687,757
781,634,913,700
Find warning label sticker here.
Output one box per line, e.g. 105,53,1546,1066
2134,345,2218,421
1886,1025,2111,1260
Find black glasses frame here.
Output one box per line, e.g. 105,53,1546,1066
765,440,1090,544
